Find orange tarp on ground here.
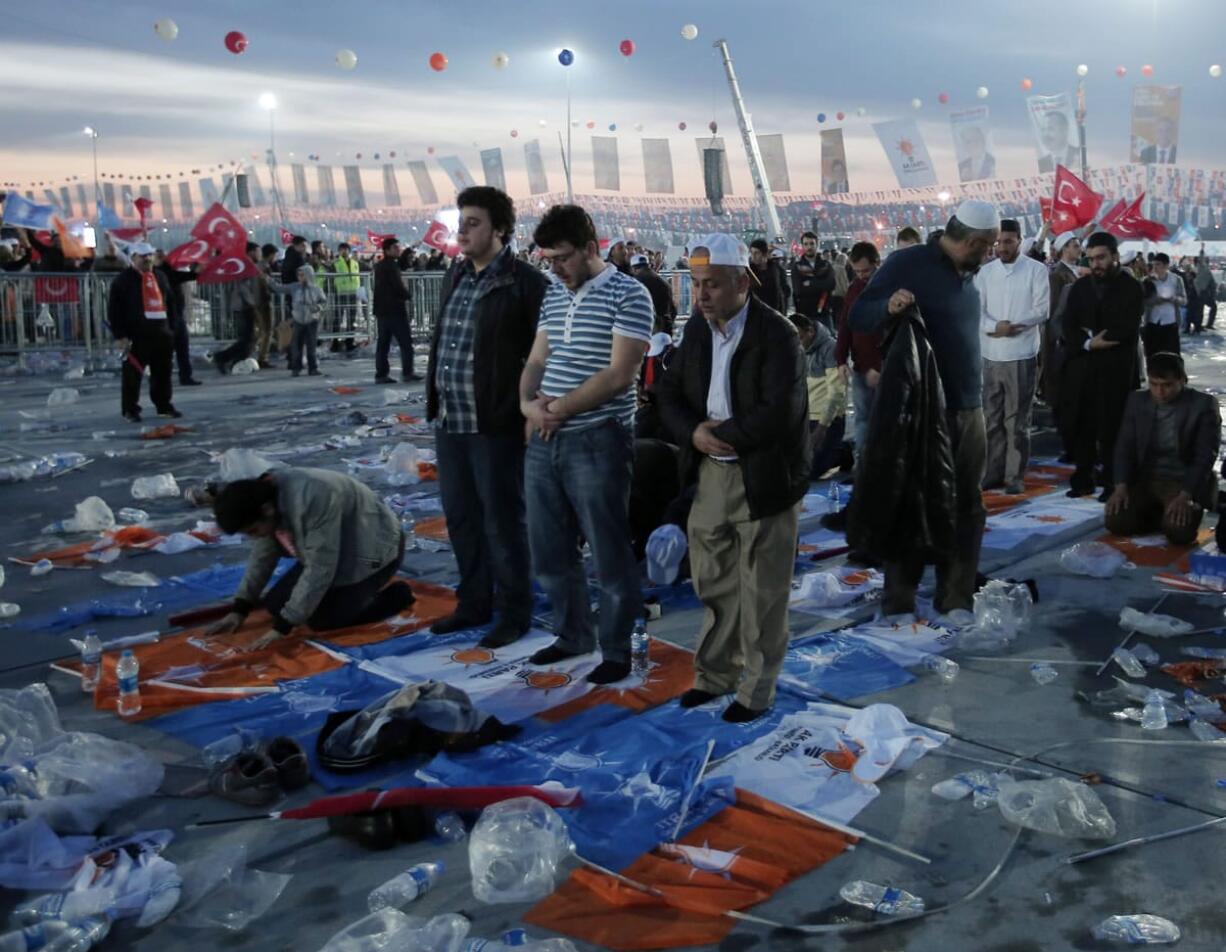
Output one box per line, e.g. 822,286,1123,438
538,637,696,723
413,515,450,543
980,465,1073,516
526,790,856,950
28,526,166,567
1100,528,1212,567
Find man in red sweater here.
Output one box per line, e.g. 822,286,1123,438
834,242,883,459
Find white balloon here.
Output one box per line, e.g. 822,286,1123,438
336,49,357,70
911,98,923,109
634,123,644,132
538,119,548,127
492,52,510,70
681,23,699,41
976,86,989,99
855,106,867,117
1076,63,1089,77
153,17,178,41
1211,64,1223,78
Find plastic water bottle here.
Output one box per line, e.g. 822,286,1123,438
45,917,110,952
838,881,925,916
116,650,142,717
1181,646,1226,660
30,560,53,578
13,887,114,925
631,619,650,674
1112,647,1147,678
1030,663,1059,685
827,480,842,510
1140,690,1168,731
464,931,530,950
1184,690,1226,724
366,861,444,912
1131,643,1160,667
434,811,467,843
0,604,18,619
80,633,103,693
922,655,959,684
1091,914,1180,944
1189,717,1226,743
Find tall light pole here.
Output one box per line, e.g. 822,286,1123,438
83,126,100,214
258,92,289,233
556,49,575,204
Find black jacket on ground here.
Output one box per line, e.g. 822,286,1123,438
656,296,809,521
425,256,548,436
372,257,410,320
633,267,677,335
847,308,956,564
107,267,173,342
1114,387,1221,510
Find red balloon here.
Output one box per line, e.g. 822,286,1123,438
708,120,718,133
389,150,396,158
585,120,595,129
678,121,687,131
937,92,949,104
224,31,247,54
427,146,435,155
836,111,845,121
429,52,448,72
1141,64,1154,77
510,129,519,138
619,39,635,57
1021,77,1033,90
355,153,362,159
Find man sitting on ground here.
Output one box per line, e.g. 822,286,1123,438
205,468,413,649
1105,352,1221,545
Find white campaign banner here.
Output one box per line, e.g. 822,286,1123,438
591,136,621,191
756,133,791,193
872,118,938,188
641,138,675,194
437,156,477,193
1026,92,1079,175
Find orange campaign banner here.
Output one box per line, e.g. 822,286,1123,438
1131,85,1182,165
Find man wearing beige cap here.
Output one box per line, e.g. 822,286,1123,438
656,233,809,722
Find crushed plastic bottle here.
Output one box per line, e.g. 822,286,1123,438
12,887,115,926
101,571,161,588
465,931,532,950
1030,663,1059,685
30,559,53,577
1183,690,1226,724
922,655,959,684
201,727,261,767
0,604,19,619
827,480,842,510
631,618,650,675
116,650,142,717
46,387,80,407
1112,647,1147,678
838,881,925,916
80,633,103,693
1131,643,1161,667
117,508,148,524
130,474,180,500
366,861,444,912
0,565,5,588
1141,690,1168,731
0,917,110,952
931,770,1003,809
434,811,467,843
1188,717,1226,743
1091,914,1180,945
1180,646,1226,660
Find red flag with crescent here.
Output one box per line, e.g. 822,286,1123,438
165,237,213,268
190,202,247,256
196,252,259,284
279,227,294,246
1048,165,1102,233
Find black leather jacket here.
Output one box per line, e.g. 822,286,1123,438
847,308,956,563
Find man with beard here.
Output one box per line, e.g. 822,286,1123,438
791,231,836,329
749,239,788,314
109,242,180,422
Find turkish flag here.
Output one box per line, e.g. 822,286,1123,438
190,202,247,256
1049,165,1102,233
1100,193,1169,242
108,227,145,241
132,196,154,228
165,237,213,268
279,227,294,247
1039,196,1053,224
34,277,80,305
421,219,458,257
367,229,395,245
196,252,260,284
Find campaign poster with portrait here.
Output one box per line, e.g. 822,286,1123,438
950,107,996,182
820,129,849,194
1131,85,1182,165
1026,92,1079,174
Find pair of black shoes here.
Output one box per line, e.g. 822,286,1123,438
430,611,529,650
678,688,767,723
207,737,310,807
527,644,630,685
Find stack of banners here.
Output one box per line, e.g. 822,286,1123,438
788,565,884,617
1026,92,1080,175
951,106,996,182
592,137,621,191
1131,85,1182,165
843,618,958,667
820,129,849,195
641,139,675,194
872,118,938,188
982,494,1104,552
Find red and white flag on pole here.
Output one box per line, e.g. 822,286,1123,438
196,250,260,284
1048,165,1102,233
421,219,458,257
190,202,247,256
165,237,213,268
367,229,396,246
279,227,294,247
1098,193,1169,242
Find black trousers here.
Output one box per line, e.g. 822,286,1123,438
171,317,194,382
435,428,533,626
375,313,415,379
121,329,173,415
263,534,405,631
213,306,256,368
1070,371,1131,494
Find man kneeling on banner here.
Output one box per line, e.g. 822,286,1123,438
1104,352,1221,546
205,468,414,649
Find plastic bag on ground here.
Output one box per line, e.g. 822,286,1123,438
469,796,573,904
1059,541,1128,579
385,443,420,486
231,357,259,376
46,388,80,407
1118,606,1195,638
68,497,116,533
996,778,1116,839
0,684,62,763
100,571,160,588
131,474,180,500
217,448,278,482
381,389,410,406
971,579,1030,641
316,909,468,952
1091,914,1180,944
175,841,290,932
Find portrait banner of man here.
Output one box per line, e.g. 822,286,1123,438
820,129,850,194
1131,85,1182,165
1026,92,1079,175
950,107,997,182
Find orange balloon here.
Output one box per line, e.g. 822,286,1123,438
1021,77,1033,90
429,52,448,72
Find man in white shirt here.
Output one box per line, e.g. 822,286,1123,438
1142,252,1185,358
975,219,1051,494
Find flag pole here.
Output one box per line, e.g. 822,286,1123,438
1076,80,1088,183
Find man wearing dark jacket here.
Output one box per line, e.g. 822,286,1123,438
850,200,999,615
153,250,201,386
1105,352,1220,545
630,254,677,335
373,237,417,382
657,234,809,722
749,239,789,314
425,187,547,648
280,236,307,286
108,241,180,423
791,231,837,329
1061,231,1144,499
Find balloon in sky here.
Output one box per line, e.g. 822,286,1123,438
619,39,635,57
427,147,435,155
911,98,922,109
1211,64,1223,78
510,129,519,138
1021,77,1033,90
836,111,845,121
429,52,448,72
558,48,574,66
634,122,644,132
816,112,826,123
976,86,989,99
681,23,698,41
1076,63,1089,76
224,31,247,54
355,153,362,159
585,120,595,129
1115,65,1127,77
153,18,178,41
538,119,548,127
373,153,380,159
492,52,510,69
1141,63,1154,76
678,121,687,130
708,120,717,133
937,92,949,104
389,150,396,158
336,49,357,70
608,123,617,131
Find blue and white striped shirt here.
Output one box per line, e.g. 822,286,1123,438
539,265,654,430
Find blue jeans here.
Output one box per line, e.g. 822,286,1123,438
852,372,876,461
525,419,641,663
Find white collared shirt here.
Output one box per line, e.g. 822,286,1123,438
974,254,1051,363
705,301,749,461
1145,273,1183,326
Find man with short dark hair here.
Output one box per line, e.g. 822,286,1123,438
332,242,360,352
109,242,180,422
630,253,677,336
1142,252,1185,356
373,236,417,383
792,231,836,329
749,239,788,314
520,205,654,684
895,227,922,249
834,242,882,461
426,186,547,648
1061,231,1144,499
1105,352,1219,544
281,236,307,285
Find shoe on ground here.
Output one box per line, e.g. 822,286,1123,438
1004,481,1025,495
375,376,395,384
1096,488,1112,504
122,410,142,423
430,610,492,635
262,737,310,791
845,549,882,568
478,620,530,649
819,507,848,531
587,660,631,685
678,687,725,708
723,701,768,723
402,373,423,382
157,406,183,418
179,378,202,387
207,751,281,807
308,369,322,376
529,643,588,666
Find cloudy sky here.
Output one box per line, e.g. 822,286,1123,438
2,0,1223,205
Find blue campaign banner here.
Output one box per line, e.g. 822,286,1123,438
777,632,915,702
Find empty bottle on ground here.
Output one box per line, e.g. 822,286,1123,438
367,861,444,912
116,649,142,717
80,634,102,692
631,619,650,674
1091,914,1180,944
839,881,925,916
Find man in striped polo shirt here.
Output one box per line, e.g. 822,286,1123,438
519,205,655,684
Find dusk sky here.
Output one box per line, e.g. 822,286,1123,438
2,0,1223,205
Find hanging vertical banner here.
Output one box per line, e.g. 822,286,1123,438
177,182,194,221
695,137,733,196
102,182,116,211
756,134,791,193
42,189,60,209
591,136,620,191
220,175,238,212
244,168,266,206
871,118,939,188
951,106,997,182
641,138,675,194
235,174,252,208
158,183,175,220
316,165,337,206
820,129,850,194
342,165,366,209
120,184,136,213
1131,85,1182,165
479,148,507,192
437,156,477,194
703,148,725,216
291,164,310,205
380,164,402,207
406,161,438,205
57,187,74,217
1026,92,1079,174
524,140,549,196
74,184,88,216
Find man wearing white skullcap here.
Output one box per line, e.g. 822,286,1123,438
848,199,999,615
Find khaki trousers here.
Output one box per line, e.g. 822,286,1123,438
687,459,800,710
